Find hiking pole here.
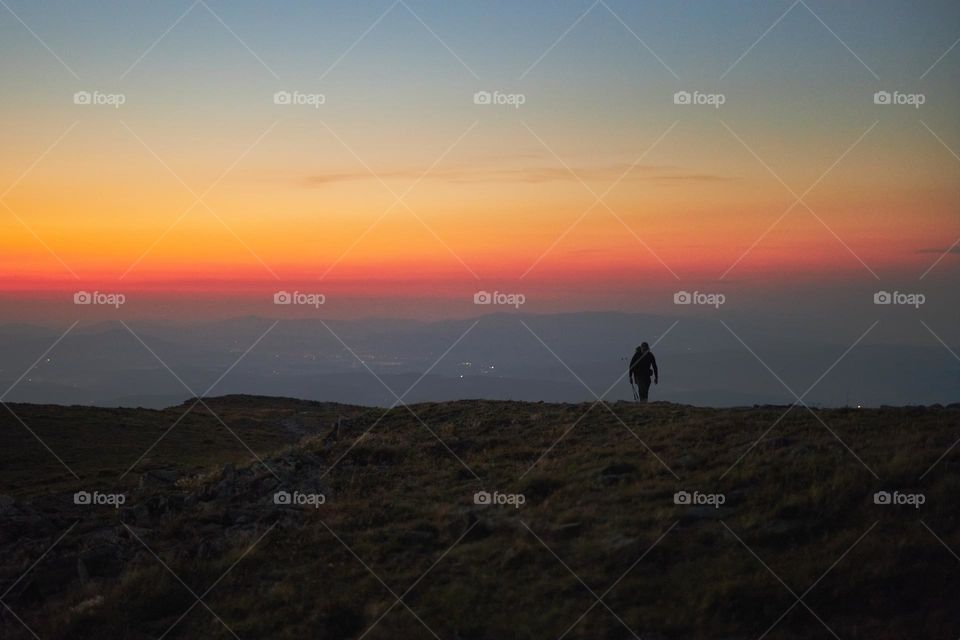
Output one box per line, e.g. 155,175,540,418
631,381,639,401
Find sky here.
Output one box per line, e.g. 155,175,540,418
1,0,958,325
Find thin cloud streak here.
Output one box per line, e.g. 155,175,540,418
300,164,732,187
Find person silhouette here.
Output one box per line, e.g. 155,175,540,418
629,342,659,402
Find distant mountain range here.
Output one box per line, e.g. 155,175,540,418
0,312,957,408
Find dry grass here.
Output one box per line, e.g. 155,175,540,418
2,398,958,639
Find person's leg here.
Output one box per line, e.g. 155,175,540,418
637,377,651,402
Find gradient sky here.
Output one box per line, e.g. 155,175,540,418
1,0,958,321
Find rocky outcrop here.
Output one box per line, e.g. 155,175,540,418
0,445,335,617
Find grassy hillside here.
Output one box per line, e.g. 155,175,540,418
0,396,367,498
1,397,958,639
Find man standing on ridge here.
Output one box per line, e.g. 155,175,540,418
629,342,659,402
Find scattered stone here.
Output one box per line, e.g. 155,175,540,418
22,553,78,600
674,454,704,470
69,595,104,615
0,495,16,516
600,462,637,484
139,469,179,490
552,522,583,539
77,544,122,583
603,533,637,551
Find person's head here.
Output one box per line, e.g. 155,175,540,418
640,342,649,353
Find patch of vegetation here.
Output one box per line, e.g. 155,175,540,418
1,398,958,639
